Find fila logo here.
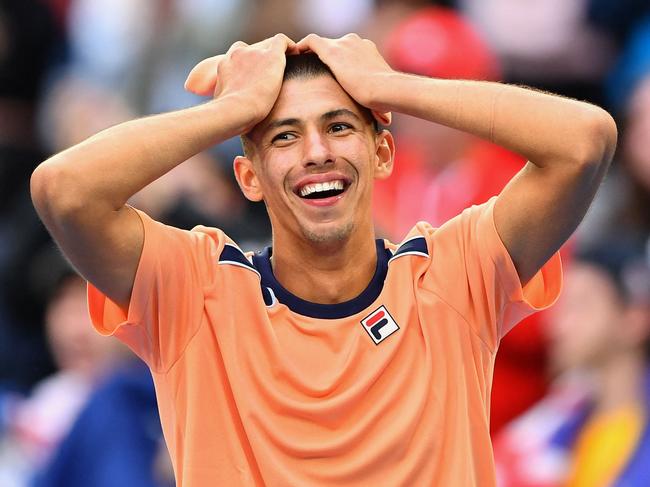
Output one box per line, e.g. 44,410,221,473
361,306,400,345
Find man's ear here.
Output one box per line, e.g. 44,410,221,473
373,129,395,180
233,156,264,202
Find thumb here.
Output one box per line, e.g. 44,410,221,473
184,55,224,96
296,33,325,53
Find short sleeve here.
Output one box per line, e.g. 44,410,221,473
422,197,562,351
87,207,226,372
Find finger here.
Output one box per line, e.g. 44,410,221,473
286,39,300,55
184,54,224,95
342,32,362,41
249,35,288,51
286,43,300,55
372,111,392,126
226,40,249,54
278,33,300,55
266,33,298,55
186,41,249,95
296,33,327,53
272,33,295,48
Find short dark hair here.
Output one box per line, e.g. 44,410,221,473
576,241,650,304
283,52,334,81
240,52,378,158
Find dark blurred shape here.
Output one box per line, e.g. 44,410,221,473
0,0,57,102
494,243,650,487
31,360,173,487
0,265,123,485
0,0,62,391
588,0,650,43
0,0,58,204
607,15,650,113
40,0,72,31
575,242,650,304
580,25,650,255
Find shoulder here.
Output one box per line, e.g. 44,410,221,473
131,206,234,263
385,199,501,293
144,208,228,246
391,198,496,258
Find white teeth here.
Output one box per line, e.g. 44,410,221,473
299,180,344,197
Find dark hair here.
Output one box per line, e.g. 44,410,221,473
574,240,650,359
240,52,379,157
283,52,335,81
575,240,650,304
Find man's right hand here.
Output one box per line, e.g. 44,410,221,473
185,34,298,132
30,35,297,311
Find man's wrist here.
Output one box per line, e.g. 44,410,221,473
199,93,265,140
364,71,406,113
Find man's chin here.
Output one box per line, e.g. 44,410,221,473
300,221,354,246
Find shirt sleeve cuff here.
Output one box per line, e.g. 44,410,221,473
480,197,563,335
87,207,157,338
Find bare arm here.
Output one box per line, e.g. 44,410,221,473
31,35,297,309
370,76,616,284
298,34,617,284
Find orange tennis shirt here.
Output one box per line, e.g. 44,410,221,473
87,197,562,486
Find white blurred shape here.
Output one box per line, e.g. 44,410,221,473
68,0,157,86
298,0,374,38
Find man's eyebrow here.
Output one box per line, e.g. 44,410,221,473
265,118,302,132
321,109,362,122
263,109,362,134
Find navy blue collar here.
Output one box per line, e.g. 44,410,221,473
251,240,391,319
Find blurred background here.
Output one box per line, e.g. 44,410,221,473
1,0,650,485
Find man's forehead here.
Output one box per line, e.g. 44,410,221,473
254,75,365,133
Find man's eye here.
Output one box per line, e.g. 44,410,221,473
272,132,297,143
329,123,352,133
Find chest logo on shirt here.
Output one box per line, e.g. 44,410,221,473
361,306,400,345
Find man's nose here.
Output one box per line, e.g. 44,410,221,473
302,130,335,167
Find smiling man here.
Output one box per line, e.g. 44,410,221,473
30,34,616,486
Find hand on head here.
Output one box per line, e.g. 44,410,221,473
184,33,392,131
185,34,299,132
295,33,393,122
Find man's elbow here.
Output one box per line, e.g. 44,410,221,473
30,158,90,225
573,107,618,171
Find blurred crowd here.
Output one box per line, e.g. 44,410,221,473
1,0,650,485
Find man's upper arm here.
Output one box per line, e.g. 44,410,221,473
81,206,145,309
51,204,144,311
493,112,615,286
422,200,563,347
85,208,224,370
30,158,147,310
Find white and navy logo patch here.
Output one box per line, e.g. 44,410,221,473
388,236,428,264
218,244,260,277
361,306,399,345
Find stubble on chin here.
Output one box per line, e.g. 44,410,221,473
300,221,355,247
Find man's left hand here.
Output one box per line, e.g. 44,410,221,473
296,33,395,118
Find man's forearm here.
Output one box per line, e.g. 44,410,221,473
32,94,250,216
372,74,616,168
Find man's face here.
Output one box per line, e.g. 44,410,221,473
46,276,119,375
243,75,389,246
547,264,624,373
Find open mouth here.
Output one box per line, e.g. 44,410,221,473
296,179,349,200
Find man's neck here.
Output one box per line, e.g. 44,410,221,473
270,227,379,305
593,350,647,414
